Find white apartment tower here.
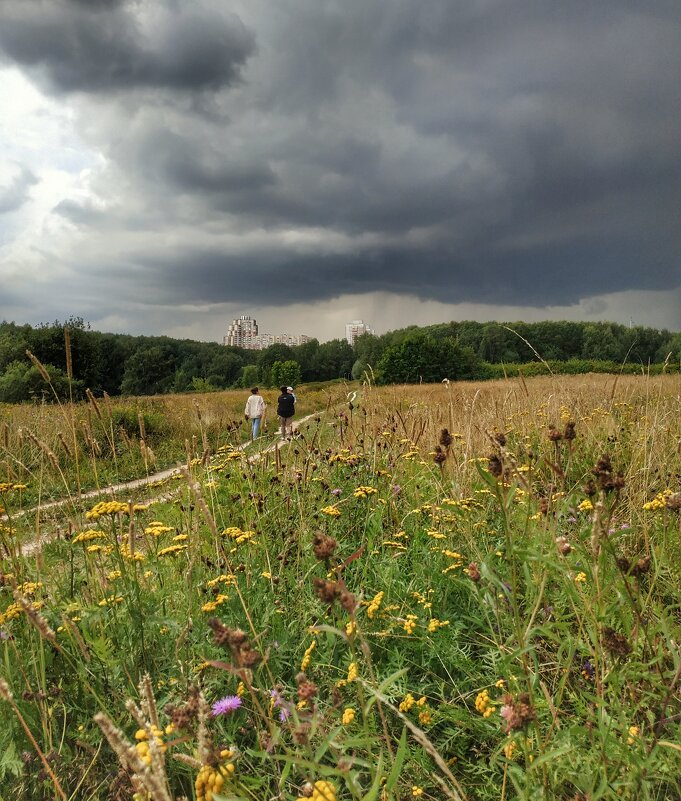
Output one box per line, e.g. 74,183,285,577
224,315,258,348
345,319,374,346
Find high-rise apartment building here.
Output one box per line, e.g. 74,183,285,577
223,316,311,350
224,315,258,348
345,319,374,346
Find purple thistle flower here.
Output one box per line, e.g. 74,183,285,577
279,707,291,722
331,488,342,496
211,695,242,716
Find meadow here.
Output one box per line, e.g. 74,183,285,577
0,373,680,801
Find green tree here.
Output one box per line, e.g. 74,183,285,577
378,334,481,384
270,360,302,388
316,339,355,380
121,346,177,396
0,360,82,402
239,364,260,388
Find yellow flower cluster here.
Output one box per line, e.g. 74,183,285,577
158,544,188,557
578,499,594,513
222,526,256,543
98,595,124,607
296,780,336,801
195,750,235,801
206,574,236,588
320,506,341,517
353,486,377,498
399,693,416,713
300,640,316,670
427,618,449,633
347,662,358,682
475,689,495,718
144,522,174,537
366,591,384,619
328,449,361,465
342,707,355,725
201,594,229,613
0,602,23,626
441,497,484,511
627,725,640,745
86,544,113,555
85,500,139,520
574,572,587,584
0,482,27,493
642,489,673,511
120,542,145,562
15,581,43,596
134,725,168,767
72,529,104,544
403,615,418,634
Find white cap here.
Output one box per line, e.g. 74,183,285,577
287,386,294,391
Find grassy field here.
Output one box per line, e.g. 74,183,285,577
1,373,680,801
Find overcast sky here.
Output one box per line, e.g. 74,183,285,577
1,0,679,343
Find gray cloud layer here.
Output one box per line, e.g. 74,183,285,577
0,0,254,92
1,0,680,328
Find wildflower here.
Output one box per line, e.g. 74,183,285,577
347,662,358,682
366,591,384,619
574,572,587,584
353,486,377,499
312,532,338,561
578,499,593,513
504,740,517,759
320,505,341,517
342,707,356,725
403,615,418,635
158,544,188,557
211,695,242,716
411,787,424,797
499,693,535,733
627,725,640,745
331,488,342,496
416,695,427,707
474,689,495,718
296,780,337,801
300,640,316,671
399,693,415,713
580,660,595,681
465,562,481,582
418,709,432,725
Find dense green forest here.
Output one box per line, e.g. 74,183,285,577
0,317,678,401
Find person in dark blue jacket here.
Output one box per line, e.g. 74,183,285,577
277,385,295,437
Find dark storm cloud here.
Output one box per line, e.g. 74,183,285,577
0,0,254,93
0,165,37,214
4,0,681,317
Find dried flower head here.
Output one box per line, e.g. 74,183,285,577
312,532,337,561
499,693,535,733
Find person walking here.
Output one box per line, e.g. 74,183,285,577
244,387,266,440
287,386,297,403
277,385,295,438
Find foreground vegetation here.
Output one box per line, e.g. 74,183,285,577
1,373,680,800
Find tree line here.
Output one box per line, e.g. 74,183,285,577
0,317,678,402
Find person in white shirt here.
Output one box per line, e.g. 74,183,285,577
244,387,266,440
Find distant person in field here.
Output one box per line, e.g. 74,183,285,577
244,387,266,440
277,384,295,438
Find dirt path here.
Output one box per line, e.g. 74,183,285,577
9,410,327,557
